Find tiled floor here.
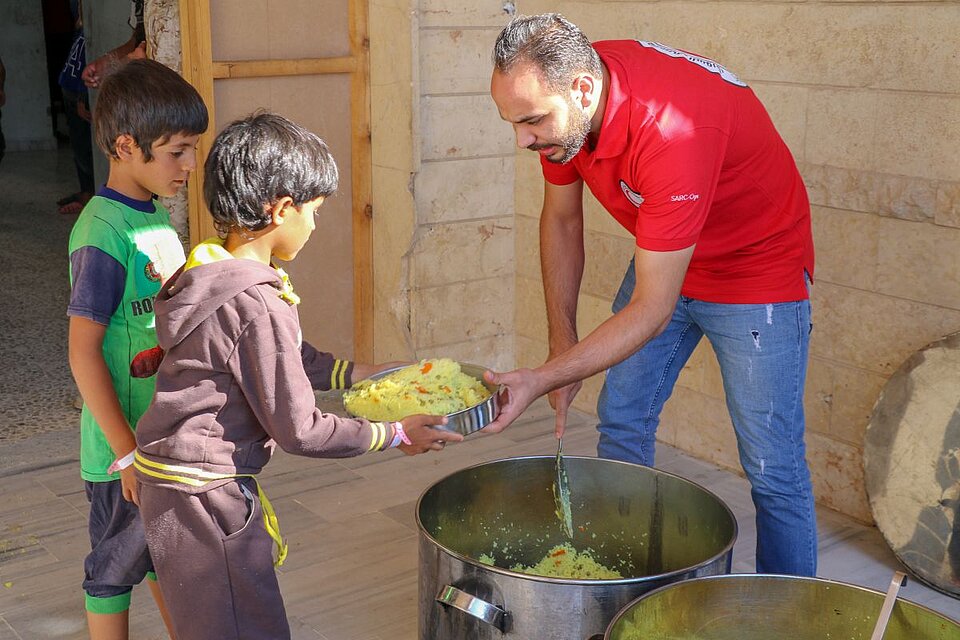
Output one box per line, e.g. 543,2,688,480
1,147,958,638
0,149,79,448
1,400,959,639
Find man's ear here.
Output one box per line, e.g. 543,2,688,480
269,196,295,226
114,133,138,160
571,73,598,110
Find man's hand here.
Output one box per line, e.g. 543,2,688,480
83,34,147,88
129,41,147,60
120,464,139,505
546,343,581,438
77,99,91,122
548,380,582,438
481,368,546,434
398,415,462,455
82,54,113,88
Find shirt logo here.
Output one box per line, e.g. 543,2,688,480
670,193,701,202
620,180,645,207
144,261,161,282
637,40,748,87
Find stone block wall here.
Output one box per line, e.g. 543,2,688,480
371,0,519,371
513,0,960,523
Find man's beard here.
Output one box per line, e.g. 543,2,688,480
551,103,592,164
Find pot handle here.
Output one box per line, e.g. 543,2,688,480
436,584,507,631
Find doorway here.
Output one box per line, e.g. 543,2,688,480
178,0,372,361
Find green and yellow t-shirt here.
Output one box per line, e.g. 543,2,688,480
67,188,186,482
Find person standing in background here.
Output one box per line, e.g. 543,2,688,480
56,0,95,215
81,0,145,89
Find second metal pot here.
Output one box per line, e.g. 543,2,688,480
602,574,960,640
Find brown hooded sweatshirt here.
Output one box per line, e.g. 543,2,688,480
135,256,385,492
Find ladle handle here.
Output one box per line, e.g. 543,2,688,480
870,571,908,640
436,584,507,631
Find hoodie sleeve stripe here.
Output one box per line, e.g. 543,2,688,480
367,422,386,451
331,359,350,390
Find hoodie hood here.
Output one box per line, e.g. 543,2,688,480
156,248,285,349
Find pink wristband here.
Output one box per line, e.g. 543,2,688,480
387,423,401,449
394,421,412,446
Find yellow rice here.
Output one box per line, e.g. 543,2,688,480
343,358,490,421
479,543,622,580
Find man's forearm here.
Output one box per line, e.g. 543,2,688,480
535,244,695,397
540,209,584,356
535,297,671,396
111,33,141,59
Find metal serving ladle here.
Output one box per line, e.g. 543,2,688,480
553,435,574,538
869,571,908,640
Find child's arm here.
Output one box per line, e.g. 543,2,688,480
300,341,353,391
300,341,405,389
237,314,460,457
69,317,140,504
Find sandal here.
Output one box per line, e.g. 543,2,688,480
57,191,92,215
58,200,84,215
56,192,82,207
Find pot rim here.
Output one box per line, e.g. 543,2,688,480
602,573,960,637
415,454,739,585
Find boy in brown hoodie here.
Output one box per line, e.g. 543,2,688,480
134,113,461,640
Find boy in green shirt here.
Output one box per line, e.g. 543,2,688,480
67,58,208,639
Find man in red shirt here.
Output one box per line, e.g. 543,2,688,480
486,14,816,576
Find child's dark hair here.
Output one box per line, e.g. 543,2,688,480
94,59,208,160
203,112,339,234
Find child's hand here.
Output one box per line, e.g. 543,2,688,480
120,465,140,506
398,415,463,455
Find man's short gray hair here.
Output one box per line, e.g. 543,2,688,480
492,13,602,92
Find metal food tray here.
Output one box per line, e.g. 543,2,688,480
345,362,500,436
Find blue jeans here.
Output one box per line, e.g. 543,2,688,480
597,261,817,576
62,89,95,194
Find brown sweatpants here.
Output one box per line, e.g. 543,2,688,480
138,478,290,640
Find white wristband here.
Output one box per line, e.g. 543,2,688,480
107,450,136,474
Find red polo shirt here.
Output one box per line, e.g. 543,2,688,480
542,40,813,303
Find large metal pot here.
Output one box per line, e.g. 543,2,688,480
417,456,738,639
602,574,960,639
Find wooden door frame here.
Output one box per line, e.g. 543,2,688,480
177,0,374,362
